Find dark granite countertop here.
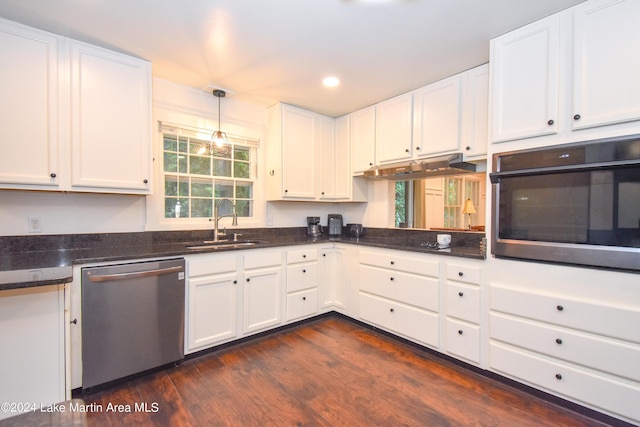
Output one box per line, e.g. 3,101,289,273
0,227,485,291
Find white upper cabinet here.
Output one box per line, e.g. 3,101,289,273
375,92,413,164
0,20,60,190
460,64,489,158
571,0,640,130
490,14,560,143
0,18,152,194
350,105,376,175
490,0,640,144
413,74,462,156
266,103,318,200
320,115,350,200
70,40,152,193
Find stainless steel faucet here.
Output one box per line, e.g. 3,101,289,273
212,198,238,241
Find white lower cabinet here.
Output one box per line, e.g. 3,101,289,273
358,248,440,348
285,246,319,322
318,246,348,312
490,283,640,424
186,254,239,354
0,285,66,420
243,250,283,334
286,288,319,322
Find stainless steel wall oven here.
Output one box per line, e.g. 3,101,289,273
490,134,640,271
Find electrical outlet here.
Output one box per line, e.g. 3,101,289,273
28,217,42,233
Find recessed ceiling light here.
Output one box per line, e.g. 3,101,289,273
323,76,340,87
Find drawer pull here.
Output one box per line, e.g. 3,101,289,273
302,269,306,273
390,261,395,265
302,296,306,301
303,254,307,258
390,308,395,313
458,330,463,335
458,292,464,297
555,338,563,345
233,280,237,284
556,305,564,311
246,278,251,282
458,272,464,277
555,374,563,380
390,277,395,281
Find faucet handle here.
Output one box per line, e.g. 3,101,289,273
233,233,243,242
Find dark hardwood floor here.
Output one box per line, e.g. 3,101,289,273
81,316,617,426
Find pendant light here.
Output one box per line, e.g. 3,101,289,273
210,89,230,149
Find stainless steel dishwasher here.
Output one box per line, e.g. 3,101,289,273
81,258,185,389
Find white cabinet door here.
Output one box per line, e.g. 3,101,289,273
280,105,317,199
70,40,152,193
243,266,282,334
375,93,413,163
0,285,65,420
413,74,461,156
350,106,376,175
318,115,341,200
572,0,640,130
0,20,60,189
490,14,560,143
460,64,489,158
332,115,351,200
187,273,238,352
318,247,347,311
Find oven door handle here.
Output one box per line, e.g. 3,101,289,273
87,265,183,282
490,158,640,184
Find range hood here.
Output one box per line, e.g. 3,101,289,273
363,153,477,180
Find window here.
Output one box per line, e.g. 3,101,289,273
161,128,256,220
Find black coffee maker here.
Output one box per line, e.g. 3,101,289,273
307,216,322,237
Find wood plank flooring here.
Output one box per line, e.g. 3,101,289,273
81,315,618,426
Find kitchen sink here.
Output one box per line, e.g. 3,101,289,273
185,240,269,250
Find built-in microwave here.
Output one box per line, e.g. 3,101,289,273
490,134,640,272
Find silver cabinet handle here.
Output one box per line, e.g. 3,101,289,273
87,266,183,282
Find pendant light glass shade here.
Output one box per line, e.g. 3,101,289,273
206,89,230,153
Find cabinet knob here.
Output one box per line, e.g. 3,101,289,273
302,269,306,273
458,292,464,297
233,280,237,284
458,330,463,335
50,172,57,178
390,277,394,281
555,338,563,345
573,114,581,121
556,305,564,311
389,308,395,313
405,148,409,153
321,192,325,195
416,147,421,151
465,146,471,151
284,189,288,193
302,296,306,301
369,162,373,166
323,254,326,257
143,179,148,184
547,119,554,126
555,374,563,380
70,318,78,325
458,272,464,277
246,278,250,282
390,261,395,265
303,254,306,258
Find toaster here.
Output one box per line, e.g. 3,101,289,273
327,214,343,236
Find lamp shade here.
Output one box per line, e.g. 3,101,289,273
462,198,476,214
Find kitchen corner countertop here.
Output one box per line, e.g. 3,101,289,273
0,229,485,291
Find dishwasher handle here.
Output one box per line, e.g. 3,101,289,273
87,265,184,282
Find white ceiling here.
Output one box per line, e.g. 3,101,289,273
0,0,585,117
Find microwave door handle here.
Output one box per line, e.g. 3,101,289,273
490,158,640,183
87,265,183,282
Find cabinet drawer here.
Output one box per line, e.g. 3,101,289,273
360,265,438,312
286,263,318,293
359,292,439,348
286,288,318,321
447,283,480,324
490,342,640,424
287,247,318,264
188,254,237,277
359,250,439,277
244,249,282,270
491,312,640,383
446,319,480,364
491,284,640,344
446,262,481,285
